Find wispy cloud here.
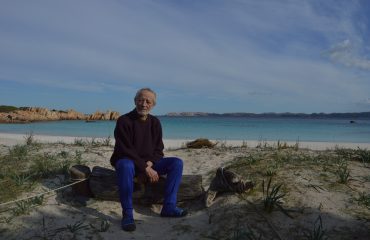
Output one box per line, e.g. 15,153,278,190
324,39,370,70
0,0,369,113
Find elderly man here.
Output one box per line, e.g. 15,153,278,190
110,88,187,232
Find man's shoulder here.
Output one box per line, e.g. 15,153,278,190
149,114,161,123
117,111,135,122
117,114,128,121
149,115,162,130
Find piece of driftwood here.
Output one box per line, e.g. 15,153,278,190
186,138,217,149
88,166,204,204
205,167,254,207
69,165,94,197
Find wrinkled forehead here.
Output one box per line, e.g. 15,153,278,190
136,90,156,101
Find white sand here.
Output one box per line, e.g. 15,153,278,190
1,132,370,239
1,132,369,150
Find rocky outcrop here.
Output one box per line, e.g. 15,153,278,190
87,110,120,121
0,107,120,123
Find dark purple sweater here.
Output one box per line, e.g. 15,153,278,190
110,110,164,172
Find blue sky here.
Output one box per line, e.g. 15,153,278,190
1,0,370,115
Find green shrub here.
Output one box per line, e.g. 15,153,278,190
8,144,29,161
0,105,18,112
30,153,58,178
356,148,370,164
337,162,350,184
356,192,370,209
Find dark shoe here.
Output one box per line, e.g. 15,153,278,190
160,207,188,218
121,215,136,232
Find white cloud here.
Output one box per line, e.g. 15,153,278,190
0,0,369,112
324,39,370,70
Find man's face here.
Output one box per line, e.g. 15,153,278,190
135,90,156,117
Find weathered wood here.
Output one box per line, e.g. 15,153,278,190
69,165,94,197
89,166,204,203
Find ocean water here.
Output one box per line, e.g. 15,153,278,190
0,117,370,143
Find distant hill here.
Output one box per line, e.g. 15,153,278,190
164,112,370,119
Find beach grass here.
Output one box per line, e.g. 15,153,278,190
336,161,350,184
356,192,370,209
0,136,88,204
73,136,112,147
262,177,286,213
1,137,370,239
231,224,262,240
303,215,328,240
208,142,370,239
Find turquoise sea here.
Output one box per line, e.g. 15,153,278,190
0,117,370,143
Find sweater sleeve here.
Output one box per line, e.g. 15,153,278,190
113,118,148,171
152,118,164,163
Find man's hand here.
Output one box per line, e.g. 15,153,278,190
146,161,154,168
145,161,159,183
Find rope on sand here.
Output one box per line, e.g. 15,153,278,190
0,178,88,208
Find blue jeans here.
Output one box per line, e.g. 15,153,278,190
115,157,183,217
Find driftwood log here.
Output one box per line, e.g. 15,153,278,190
76,166,205,204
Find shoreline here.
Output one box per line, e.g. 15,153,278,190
1,132,370,150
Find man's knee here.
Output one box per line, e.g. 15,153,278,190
116,159,135,173
171,157,183,170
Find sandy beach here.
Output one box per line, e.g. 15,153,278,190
1,133,370,150
0,133,370,239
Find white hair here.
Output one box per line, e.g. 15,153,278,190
134,88,157,104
